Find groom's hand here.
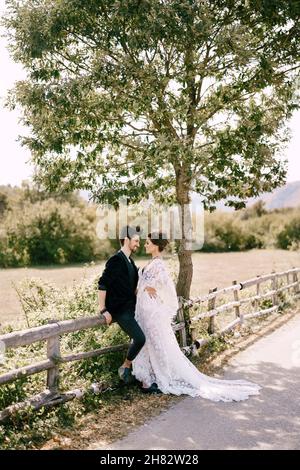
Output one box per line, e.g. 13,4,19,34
98,308,112,325
144,286,157,298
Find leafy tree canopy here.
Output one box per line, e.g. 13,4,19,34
4,0,300,211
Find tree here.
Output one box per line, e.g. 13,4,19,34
4,0,300,299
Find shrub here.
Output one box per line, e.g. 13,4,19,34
276,217,300,250
201,206,300,252
0,197,112,267
202,212,262,251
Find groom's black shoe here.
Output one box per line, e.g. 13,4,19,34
140,383,162,394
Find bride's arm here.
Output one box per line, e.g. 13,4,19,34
135,265,157,296
143,260,179,318
142,260,169,299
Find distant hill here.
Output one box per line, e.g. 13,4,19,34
80,181,300,212
215,180,300,212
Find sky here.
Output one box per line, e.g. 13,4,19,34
0,1,299,188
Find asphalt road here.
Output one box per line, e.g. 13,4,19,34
92,313,300,450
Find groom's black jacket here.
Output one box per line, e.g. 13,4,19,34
98,250,139,317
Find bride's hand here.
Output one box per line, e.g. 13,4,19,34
144,286,157,298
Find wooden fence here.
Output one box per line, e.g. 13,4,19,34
0,310,186,422
0,266,299,422
182,266,300,352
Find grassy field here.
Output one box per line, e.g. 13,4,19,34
0,249,299,327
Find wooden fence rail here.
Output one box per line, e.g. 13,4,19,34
0,266,299,422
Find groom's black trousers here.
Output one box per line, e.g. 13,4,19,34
113,310,146,362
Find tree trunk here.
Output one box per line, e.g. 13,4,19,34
175,171,193,300
175,177,194,346
176,239,194,346
176,240,193,300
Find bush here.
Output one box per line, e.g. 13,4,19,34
6,200,96,265
0,192,112,267
202,212,262,252
201,206,300,252
276,217,300,250
0,192,8,217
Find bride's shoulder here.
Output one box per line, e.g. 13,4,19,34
144,257,164,273
153,257,165,265
153,257,167,271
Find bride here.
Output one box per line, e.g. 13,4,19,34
132,232,262,402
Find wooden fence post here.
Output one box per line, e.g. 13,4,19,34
255,275,261,311
293,270,300,296
232,280,243,327
208,288,217,334
177,297,187,348
46,325,61,393
271,271,278,306
188,307,197,346
286,272,291,294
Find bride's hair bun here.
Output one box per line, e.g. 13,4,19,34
148,231,169,252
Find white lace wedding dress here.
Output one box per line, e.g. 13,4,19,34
132,258,261,402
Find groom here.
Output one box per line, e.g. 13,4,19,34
98,225,155,385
